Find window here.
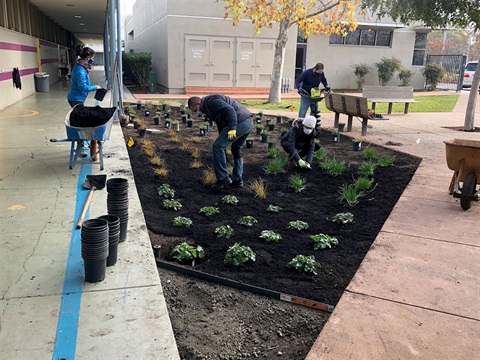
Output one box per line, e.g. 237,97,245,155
329,28,393,47
412,32,427,66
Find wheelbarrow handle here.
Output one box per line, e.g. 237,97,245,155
76,188,95,229
50,138,74,143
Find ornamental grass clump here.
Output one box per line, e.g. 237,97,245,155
289,174,306,192
288,220,309,231
150,156,165,167
224,243,256,266
310,234,339,250
358,161,377,177
202,168,216,186
215,225,235,239
267,146,279,158
170,242,204,263
249,178,267,198
377,155,395,167
263,154,287,175
338,183,364,206
199,206,220,216
190,160,203,169
154,168,169,177
172,216,193,228
331,212,354,224
222,195,239,205
237,216,258,227
363,147,376,160
320,158,346,177
141,139,156,157
314,148,328,162
163,199,182,211
287,255,321,275
259,230,282,243
191,148,201,158
354,176,375,191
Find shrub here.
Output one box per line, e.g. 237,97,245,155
310,234,339,250
363,147,376,160
287,255,321,275
170,242,204,262
238,216,258,227
122,52,152,91
422,63,446,90
163,199,182,211
267,204,282,213
267,146,278,158
259,230,282,243
263,154,287,175
154,168,169,177
157,183,175,198
354,176,375,191
358,161,377,177
377,155,395,167
222,195,239,205
202,168,216,186
190,160,203,169
314,148,328,162
199,206,220,216
224,243,256,266
172,216,193,228
331,212,354,224
375,57,401,86
288,220,309,231
353,63,369,89
215,225,235,239
398,68,414,86
320,158,346,177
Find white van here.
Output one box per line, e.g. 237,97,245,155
463,61,478,88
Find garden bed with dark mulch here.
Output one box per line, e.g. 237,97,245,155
123,105,420,307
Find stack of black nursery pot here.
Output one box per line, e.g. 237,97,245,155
97,214,121,266
106,178,129,243
81,219,109,282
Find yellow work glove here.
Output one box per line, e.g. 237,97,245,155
298,159,308,168
227,130,237,140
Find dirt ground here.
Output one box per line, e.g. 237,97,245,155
123,105,420,359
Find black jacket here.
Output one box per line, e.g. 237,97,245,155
12,67,21,90
281,124,316,163
199,95,252,133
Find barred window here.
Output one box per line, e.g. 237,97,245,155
329,29,392,47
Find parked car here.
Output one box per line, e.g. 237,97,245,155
462,61,478,88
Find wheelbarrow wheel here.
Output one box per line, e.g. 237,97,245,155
460,172,477,210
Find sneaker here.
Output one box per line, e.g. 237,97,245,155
211,177,232,191
79,148,88,158
231,179,244,188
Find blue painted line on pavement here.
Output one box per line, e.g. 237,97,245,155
52,163,92,360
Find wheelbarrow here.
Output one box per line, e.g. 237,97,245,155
444,139,480,210
50,106,116,171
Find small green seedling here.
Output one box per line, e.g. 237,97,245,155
267,204,283,213
354,176,375,191
289,174,306,193
331,212,354,224
363,147,376,160
172,216,193,228
224,243,256,266
358,161,377,177
377,155,395,167
320,158,346,177
288,220,309,230
222,195,239,205
199,206,220,216
263,154,288,175
310,234,339,250
267,147,278,158
238,216,258,227
157,183,175,198
259,230,282,243
215,225,235,239
163,199,182,211
314,148,328,162
170,242,204,262
287,255,321,275
338,183,364,206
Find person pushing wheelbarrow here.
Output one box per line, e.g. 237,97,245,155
295,62,330,120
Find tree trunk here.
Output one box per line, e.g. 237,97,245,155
268,18,291,103
464,58,480,131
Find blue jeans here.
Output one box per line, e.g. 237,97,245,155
212,118,253,181
298,94,318,119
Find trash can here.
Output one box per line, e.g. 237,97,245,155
34,72,50,92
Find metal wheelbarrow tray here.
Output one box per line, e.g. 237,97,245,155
51,106,116,171
444,139,480,210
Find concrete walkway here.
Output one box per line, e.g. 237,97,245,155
1,76,478,359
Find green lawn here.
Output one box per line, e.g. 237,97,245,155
237,94,460,114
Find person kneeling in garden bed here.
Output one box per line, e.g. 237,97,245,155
281,115,317,169
188,95,254,191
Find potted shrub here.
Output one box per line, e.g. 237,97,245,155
268,122,275,131
165,118,171,129
255,124,264,135
187,118,193,128
128,110,136,122
136,100,142,110
139,125,147,138
181,114,188,123
267,140,276,149
331,130,339,142
179,103,186,114
246,138,253,148
172,120,180,131
276,114,282,124
199,124,207,136
352,138,363,151
260,131,268,143
280,127,289,137
153,115,160,125
338,122,346,132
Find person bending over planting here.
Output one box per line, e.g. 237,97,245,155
188,95,254,192
281,115,318,169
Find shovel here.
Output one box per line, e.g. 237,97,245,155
76,174,107,229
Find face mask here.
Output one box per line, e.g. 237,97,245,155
88,59,94,64
304,128,313,135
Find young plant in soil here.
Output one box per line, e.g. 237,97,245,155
237,216,258,227
150,156,165,167
224,243,256,266
320,158,346,176
331,212,354,224
358,161,377,177
263,154,287,175
267,146,278,158
141,139,156,157
377,155,396,167
338,183,364,206
287,255,321,275
259,230,282,243
249,178,268,198
157,183,175,198
363,147,376,160
163,199,182,211
289,174,306,193
180,142,190,151
199,206,220,216
191,148,201,158
190,160,203,169
215,225,235,239
266,204,282,213
310,234,339,250
314,148,328,162
172,216,193,228
354,176,375,191
202,168,216,186
288,220,309,231
170,242,204,262
222,195,239,205
154,168,169,177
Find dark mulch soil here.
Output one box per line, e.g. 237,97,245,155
123,106,421,307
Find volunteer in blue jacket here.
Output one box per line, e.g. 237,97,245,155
188,95,254,191
295,62,330,119
67,44,102,159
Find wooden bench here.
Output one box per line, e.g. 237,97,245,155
362,85,417,114
325,93,370,136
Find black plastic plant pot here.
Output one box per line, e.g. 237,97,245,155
268,142,276,149
84,259,107,283
246,140,253,148
139,129,147,137
200,128,206,136
181,115,187,123
353,142,362,151
106,243,118,267
332,135,340,142
276,116,282,124
187,120,193,128
338,124,346,132
165,122,171,129
268,124,275,131
154,117,160,125
136,103,141,110
256,127,263,135
133,122,140,129
261,134,268,143
107,178,129,192
145,110,150,116
256,118,262,124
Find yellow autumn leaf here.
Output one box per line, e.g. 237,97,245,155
8,204,26,211
127,137,135,147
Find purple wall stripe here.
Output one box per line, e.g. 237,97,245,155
39,39,58,48
0,42,37,52
0,67,39,82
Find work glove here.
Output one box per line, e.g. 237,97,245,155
227,130,237,140
324,86,331,92
96,85,102,89
298,159,309,168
